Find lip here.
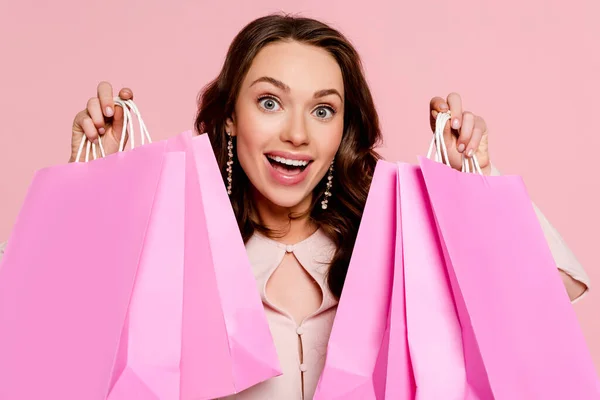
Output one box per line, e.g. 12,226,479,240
264,150,313,162
264,155,312,186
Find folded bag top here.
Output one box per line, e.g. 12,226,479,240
0,98,281,400
418,111,599,399
0,98,168,400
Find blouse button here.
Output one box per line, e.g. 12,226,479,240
296,326,305,335
285,244,294,253
299,363,308,372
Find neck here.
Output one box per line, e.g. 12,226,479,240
251,190,317,245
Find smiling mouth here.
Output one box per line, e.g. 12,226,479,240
266,155,312,175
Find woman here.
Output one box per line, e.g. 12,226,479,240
0,13,590,400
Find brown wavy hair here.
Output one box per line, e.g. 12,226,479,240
194,14,382,300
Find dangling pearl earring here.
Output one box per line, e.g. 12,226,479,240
321,160,334,210
226,132,233,195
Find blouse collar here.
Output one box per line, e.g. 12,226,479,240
245,227,339,311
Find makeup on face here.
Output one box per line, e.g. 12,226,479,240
264,151,313,186
228,41,345,209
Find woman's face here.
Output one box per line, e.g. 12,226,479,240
226,40,344,212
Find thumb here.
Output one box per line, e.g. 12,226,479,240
110,102,129,149
111,89,133,146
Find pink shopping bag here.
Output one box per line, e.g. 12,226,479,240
106,150,186,400
108,130,281,400
395,163,467,399
314,160,413,400
0,141,170,400
0,126,281,400
418,156,600,399
167,131,281,400
383,163,415,400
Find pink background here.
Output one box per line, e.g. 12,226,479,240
1,0,598,373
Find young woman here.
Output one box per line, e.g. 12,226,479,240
0,13,590,400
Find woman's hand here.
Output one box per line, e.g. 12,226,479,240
429,93,491,175
69,82,133,162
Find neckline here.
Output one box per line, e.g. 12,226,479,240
253,226,323,250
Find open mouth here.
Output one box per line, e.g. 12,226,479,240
266,155,312,176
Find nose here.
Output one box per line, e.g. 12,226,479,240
280,111,309,147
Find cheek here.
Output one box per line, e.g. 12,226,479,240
232,103,277,170
316,119,344,160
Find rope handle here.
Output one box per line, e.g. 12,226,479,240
426,111,483,175
74,98,152,163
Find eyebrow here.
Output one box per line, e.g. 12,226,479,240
250,76,343,103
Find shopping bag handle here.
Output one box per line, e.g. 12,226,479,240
116,98,152,152
426,111,483,175
74,97,153,163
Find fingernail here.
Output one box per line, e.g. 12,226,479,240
452,118,460,129
98,127,105,135
467,149,474,157
105,107,114,117
457,143,465,153
440,103,448,110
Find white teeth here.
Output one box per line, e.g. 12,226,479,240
267,155,309,167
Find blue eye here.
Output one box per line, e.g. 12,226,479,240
312,106,335,120
258,96,281,111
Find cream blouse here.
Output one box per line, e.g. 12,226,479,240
218,202,590,399
219,229,338,400
0,168,591,400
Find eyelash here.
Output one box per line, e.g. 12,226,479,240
257,95,337,118
257,95,281,111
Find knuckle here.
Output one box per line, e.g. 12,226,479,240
75,110,89,124
463,111,474,121
87,97,99,108
82,116,94,127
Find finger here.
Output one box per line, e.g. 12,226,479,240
430,96,449,132
111,88,133,142
81,114,99,143
86,97,106,136
447,92,463,131
466,117,486,157
429,96,449,117
73,110,90,135
112,102,125,142
97,81,115,118
457,112,475,154
118,87,134,100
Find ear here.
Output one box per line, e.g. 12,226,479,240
225,113,236,136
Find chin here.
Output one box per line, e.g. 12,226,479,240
262,186,313,210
